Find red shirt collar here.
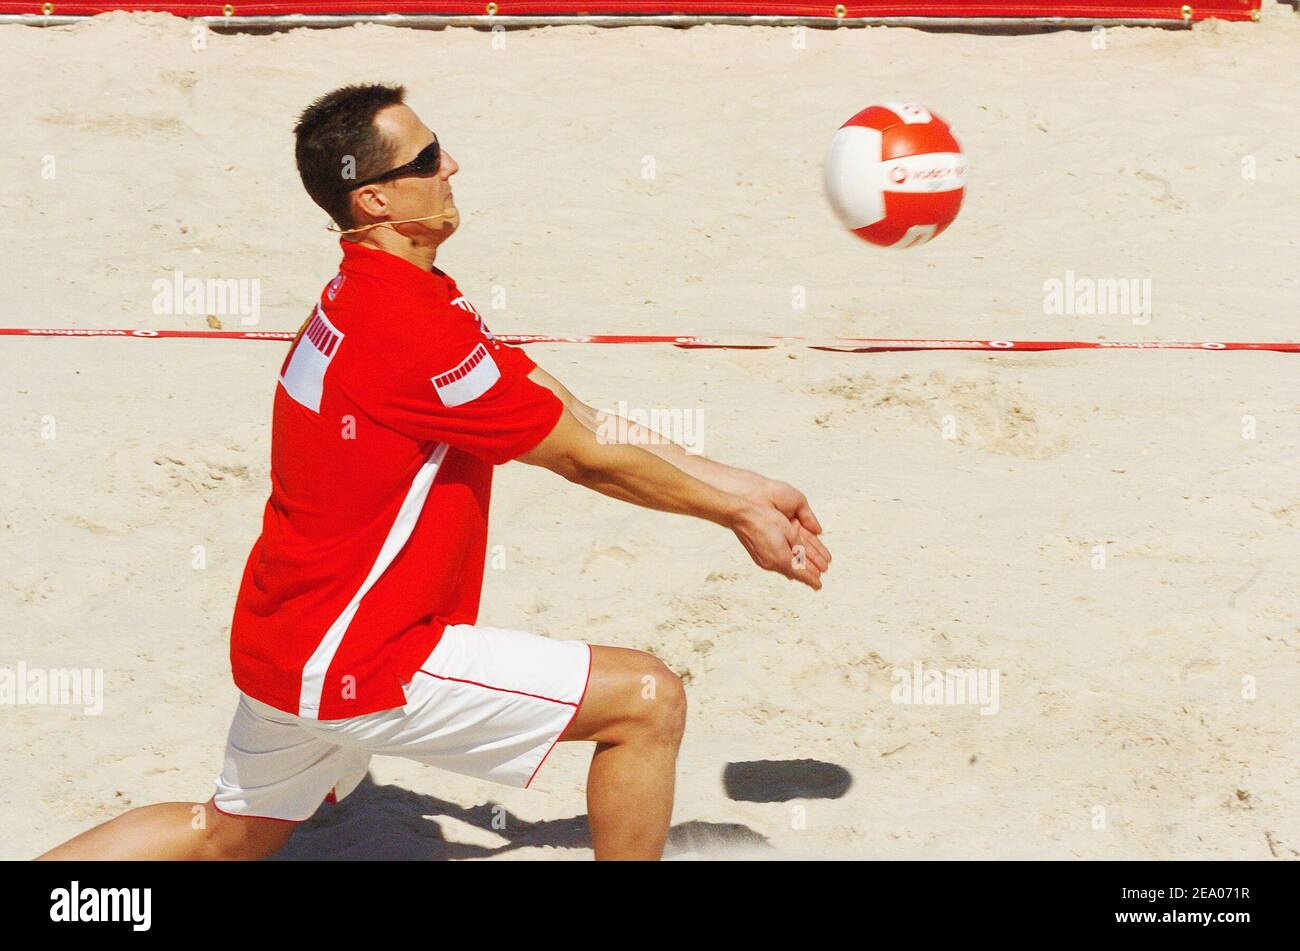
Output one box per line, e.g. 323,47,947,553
338,238,454,300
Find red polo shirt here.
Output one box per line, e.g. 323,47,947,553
229,239,564,720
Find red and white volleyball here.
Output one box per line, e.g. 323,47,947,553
823,102,967,249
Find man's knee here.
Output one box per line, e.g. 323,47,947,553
569,646,688,745
629,654,687,743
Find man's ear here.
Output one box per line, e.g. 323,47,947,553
350,185,386,224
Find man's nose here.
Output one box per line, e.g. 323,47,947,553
442,151,457,177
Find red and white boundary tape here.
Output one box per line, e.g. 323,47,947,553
1,328,1297,353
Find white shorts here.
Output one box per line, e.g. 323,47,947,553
212,624,593,822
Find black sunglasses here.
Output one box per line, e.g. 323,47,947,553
349,137,441,190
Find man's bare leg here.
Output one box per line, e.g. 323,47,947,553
41,646,684,861
557,645,687,860
35,798,296,861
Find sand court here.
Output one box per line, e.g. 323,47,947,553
1,8,1297,858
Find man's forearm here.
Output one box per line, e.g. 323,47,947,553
524,364,765,498
580,406,764,499
561,433,748,529
519,396,826,589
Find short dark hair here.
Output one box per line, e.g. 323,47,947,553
293,83,407,229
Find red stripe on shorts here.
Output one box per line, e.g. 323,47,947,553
525,645,594,789
414,669,579,707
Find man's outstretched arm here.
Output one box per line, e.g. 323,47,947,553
517,405,829,590
526,363,827,542
528,364,764,495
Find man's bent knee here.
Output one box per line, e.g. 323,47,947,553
562,646,688,746
638,659,687,742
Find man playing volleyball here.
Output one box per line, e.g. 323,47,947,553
38,83,830,862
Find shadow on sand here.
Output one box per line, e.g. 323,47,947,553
274,759,848,859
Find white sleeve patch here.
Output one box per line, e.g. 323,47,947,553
280,304,343,413
431,342,501,407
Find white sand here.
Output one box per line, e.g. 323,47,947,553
1,8,1297,859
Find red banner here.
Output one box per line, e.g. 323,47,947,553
0,1,1262,21
4,328,1296,353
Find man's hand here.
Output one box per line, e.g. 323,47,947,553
741,478,832,579
732,500,829,591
